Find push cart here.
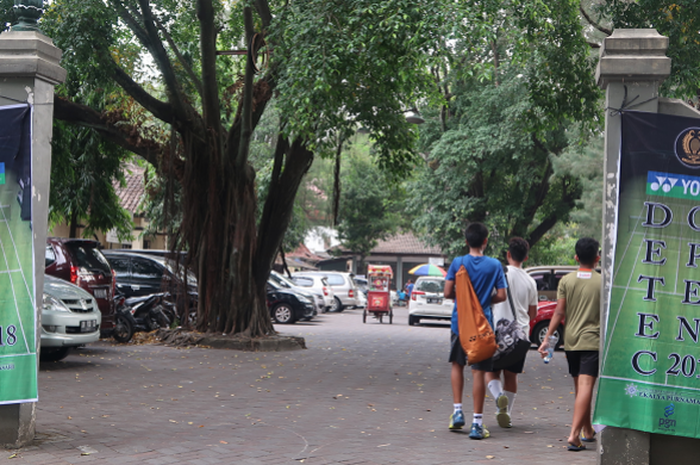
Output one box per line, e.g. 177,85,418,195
363,265,393,324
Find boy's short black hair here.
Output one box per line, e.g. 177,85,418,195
576,237,600,266
508,237,529,263
465,222,489,249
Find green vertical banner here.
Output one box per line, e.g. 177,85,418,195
594,111,700,439
0,104,37,404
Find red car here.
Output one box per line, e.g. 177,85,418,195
529,300,564,349
45,238,116,333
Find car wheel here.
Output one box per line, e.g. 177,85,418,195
40,347,71,362
408,315,419,326
272,303,295,324
329,296,343,313
533,321,563,348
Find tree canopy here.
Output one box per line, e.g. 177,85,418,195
31,0,444,337
599,0,700,103
4,0,699,334
336,136,406,272
408,0,601,258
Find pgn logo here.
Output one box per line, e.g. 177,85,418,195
664,404,675,417
658,403,676,430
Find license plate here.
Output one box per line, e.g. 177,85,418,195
93,288,108,299
80,320,97,333
427,297,443,304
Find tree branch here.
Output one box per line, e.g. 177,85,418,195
54,97,162,166
254,0,272,30
107,0,192,126
108,0,150,49
154,16,203,98
227,71,275,160
527,179,579,247
255,137,314,282
197,0,223,158
580,2,612,36
112,66,174,125
236,6,256,172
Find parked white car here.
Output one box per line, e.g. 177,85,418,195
293,271,359,312
291,273,335,312
41,275,102,362
408,276,453,326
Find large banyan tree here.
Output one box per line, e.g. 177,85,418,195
37,0,443,336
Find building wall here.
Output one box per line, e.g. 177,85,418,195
48,216,167,251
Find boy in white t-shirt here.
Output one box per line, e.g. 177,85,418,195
486,237,537,428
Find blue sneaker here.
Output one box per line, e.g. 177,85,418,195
469,422,489,439
449,410,465,430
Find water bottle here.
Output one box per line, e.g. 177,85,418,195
543,336,557,364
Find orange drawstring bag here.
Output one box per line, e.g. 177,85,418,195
456,264,497,365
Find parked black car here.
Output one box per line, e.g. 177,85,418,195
102,251,198,322
266,283,316,324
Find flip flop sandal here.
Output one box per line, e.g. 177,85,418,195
581,432,596,443
568,442,586,452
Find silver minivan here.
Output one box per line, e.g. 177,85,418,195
293,271,359,312
291,273,335,312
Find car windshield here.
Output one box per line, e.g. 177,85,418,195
271,272,294,288
64,242,111,273
325,274,345,286
162,258,197,285
292,276,313,287
416,279,444,294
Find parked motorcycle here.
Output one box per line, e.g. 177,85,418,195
112,292,173,343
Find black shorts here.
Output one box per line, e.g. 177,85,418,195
491,351,528,374
449,332,494,371
565,350,599,377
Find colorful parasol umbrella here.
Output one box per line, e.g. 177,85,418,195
408,263,446,277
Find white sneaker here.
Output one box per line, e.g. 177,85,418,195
496,394,511,428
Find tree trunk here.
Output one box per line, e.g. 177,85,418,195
69,209,78,238
180,125,274,337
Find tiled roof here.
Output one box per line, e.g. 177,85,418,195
287,243,324,262
114,164,145,213
336,232,444,256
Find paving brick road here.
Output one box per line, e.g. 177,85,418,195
3,307,597,464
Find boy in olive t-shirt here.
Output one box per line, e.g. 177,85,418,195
538,237,600,452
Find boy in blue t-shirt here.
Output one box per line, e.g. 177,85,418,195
443,222,507,439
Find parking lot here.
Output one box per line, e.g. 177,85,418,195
5,307,595,464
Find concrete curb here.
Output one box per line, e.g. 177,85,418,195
155,328,306,351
